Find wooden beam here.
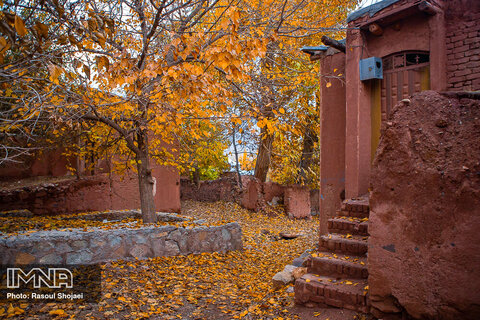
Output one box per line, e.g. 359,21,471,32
310,54,322,61
418,1,441,15
369,23,383,36
321,35,346,53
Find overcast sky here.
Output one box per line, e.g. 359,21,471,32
357,0,384,9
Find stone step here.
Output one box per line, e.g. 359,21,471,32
305,253,368,279
336,209,369,219
295,273,369,313
319,234,368,256
328,217,369,236
341,197,369,214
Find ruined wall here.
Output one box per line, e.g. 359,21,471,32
181,175,285,208
0,149,71,180
284,185,311,219
235,178,286,211
180,173,243,202
445,1,480,91
0,167,181,214
368,91,480,319
181,175,318,218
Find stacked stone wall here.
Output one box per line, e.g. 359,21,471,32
1,222,242,265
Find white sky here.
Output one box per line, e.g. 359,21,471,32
357,0,384,9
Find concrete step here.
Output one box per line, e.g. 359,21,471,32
336,209,369,219
295,273,369,313
305,253,368,279
319,234,368,256
328,217,369,236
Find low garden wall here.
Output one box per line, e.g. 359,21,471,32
0,211,242,265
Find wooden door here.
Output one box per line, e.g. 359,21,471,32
371,51,430,161
381,51,430,119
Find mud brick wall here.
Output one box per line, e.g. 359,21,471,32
180,174,245,202
369,91,480,319
0,170,180,215
445,2,480,91
284,186,311,219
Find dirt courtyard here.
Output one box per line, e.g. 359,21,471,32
1,201,364,319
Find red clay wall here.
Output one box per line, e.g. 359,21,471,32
284,185,311,219
445,1,480,91
369,91,480,319
0,149,71,180
362,13,430,58
0,167,181,214
180,175,317,218
110,165,180,213
180,173,242,202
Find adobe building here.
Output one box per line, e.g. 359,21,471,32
295,0,480,318
302,0,480,234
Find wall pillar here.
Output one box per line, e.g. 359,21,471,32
428,6,447,91
319,51,346,235
345,28,371,199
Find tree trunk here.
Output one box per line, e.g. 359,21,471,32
191,165,201,187
254,126,274,182
298,119,318,184
254,103,275,183
232,126,243,188
136,132,156,223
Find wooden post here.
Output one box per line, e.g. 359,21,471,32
418,1,440,15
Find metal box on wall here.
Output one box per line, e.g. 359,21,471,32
359,57,383,80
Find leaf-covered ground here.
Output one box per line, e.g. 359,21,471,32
0,201,362,319
0,211,203,235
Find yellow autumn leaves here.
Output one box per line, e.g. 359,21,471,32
1,201,319,319
14,15,27,37
0,304,25,317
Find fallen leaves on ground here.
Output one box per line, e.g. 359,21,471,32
0,201,359,319
0,210,205,235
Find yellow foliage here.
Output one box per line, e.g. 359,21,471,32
14,15,27,37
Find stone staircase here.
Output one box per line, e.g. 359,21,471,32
294,196,370,313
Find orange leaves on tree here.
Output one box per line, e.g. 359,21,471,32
0,36,7,48
34,21,49,39
95,56,110,72
48,64,64,84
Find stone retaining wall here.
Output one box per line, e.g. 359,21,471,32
0,222,242,265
